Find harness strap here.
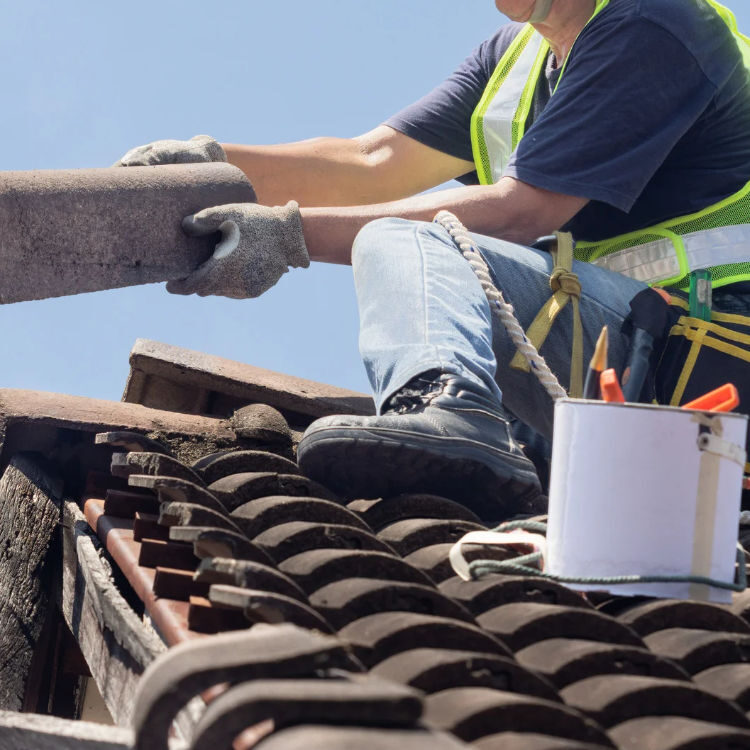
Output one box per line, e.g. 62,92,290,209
510,232,584,398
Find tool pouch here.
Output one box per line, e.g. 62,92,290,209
654,297,750,474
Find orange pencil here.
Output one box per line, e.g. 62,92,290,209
600,368,625,403
583,327,608,400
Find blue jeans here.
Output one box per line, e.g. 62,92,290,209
352,217,647,439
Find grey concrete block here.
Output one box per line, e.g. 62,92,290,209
0,163,256,303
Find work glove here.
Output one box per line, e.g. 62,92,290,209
167,201,310,299
114,135,226,167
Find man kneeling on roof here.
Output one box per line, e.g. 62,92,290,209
118,0,750,519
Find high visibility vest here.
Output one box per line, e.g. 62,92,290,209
470,0,750,290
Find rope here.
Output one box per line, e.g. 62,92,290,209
460,520,748,593
434,210,567,401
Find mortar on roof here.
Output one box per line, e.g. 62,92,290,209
144,431,239,465
230,404,292,446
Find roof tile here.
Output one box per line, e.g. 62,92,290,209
561,675,750,729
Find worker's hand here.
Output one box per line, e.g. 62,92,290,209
114,135,226,167
167,201,310,299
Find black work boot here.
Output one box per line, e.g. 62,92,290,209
296,371,543,522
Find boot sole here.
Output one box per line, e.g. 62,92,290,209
297,425,544,523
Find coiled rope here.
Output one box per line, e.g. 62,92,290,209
456,520,748,593
434,210,567,401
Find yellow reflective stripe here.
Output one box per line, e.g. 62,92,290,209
671,328,705,405
471,25,536,186
512,40,549,149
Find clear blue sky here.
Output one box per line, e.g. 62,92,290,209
1,1,747,401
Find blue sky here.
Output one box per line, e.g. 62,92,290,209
1,1,747,402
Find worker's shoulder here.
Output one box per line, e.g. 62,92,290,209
636,0,734,40
595,0,740,82
602,0,733,45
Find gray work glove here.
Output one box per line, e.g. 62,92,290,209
114,134,227,167
167,201,310,299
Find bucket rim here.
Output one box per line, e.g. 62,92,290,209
556,397,750,424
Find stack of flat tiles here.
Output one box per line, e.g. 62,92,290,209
83,408,750,750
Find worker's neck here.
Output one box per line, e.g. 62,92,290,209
533,0,597,64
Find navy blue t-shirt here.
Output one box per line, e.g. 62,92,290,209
385,0,750,242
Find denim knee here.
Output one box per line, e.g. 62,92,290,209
352,217,459,277
352,217,414,273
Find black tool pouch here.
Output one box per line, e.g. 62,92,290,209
654,297,750,475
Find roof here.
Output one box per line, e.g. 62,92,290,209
1,338,749,749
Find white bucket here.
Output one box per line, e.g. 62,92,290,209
547,399,748,603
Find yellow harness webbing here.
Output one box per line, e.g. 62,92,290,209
510,232,584,398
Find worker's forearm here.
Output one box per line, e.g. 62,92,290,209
223,138,400,207
300,181,552,265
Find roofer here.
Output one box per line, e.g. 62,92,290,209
118,0,750,518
